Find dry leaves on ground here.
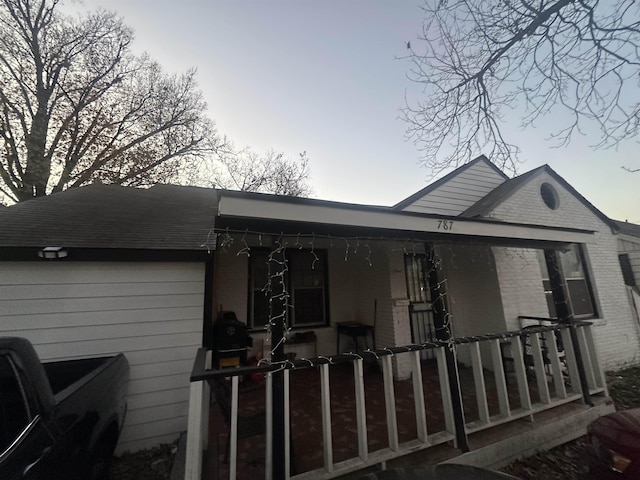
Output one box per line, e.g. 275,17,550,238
500,366,640,480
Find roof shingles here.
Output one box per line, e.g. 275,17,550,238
0,184,217,250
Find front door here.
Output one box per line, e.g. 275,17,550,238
405,254,437,360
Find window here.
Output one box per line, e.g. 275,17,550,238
540,183,559,210
0,355,31,453
538,245,597,319
249,250,271,329
619,253,637,287
249,248,329,329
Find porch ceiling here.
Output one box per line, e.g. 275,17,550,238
216,192,595,248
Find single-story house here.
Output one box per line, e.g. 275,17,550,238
1,156,639,465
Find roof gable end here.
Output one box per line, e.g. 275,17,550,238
394,155,508,216
462,165,618,232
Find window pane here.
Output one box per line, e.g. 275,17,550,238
250,248,328,328
294,288,325,325
560,245,584,279
567,279,594,317
620,253,637,286
251,250,269,289
289,250,327,326
538,247,595,319
252,291,270,329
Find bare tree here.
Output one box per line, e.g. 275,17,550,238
213,148,312,197
403,0,640,175
0,0,220,202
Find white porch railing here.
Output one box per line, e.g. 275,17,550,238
187,322,606,480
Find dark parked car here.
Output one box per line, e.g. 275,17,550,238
587,408,640,478
0,337,129,480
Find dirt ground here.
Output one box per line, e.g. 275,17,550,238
109,442,176,480
499,367,640,479
108,367,640,480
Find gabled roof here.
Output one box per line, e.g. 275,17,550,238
461,167,544,218
461,165,618,232
0,184,217,251
393,155,508,210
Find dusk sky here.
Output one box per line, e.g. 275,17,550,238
68,0,640,222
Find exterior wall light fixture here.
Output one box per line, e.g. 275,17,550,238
38,246,68,259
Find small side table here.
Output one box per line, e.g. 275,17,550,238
336,321,375,354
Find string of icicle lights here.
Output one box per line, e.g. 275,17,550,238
211,227,458,364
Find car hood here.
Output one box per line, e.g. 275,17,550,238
589,408,640,452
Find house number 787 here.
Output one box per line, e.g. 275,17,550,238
437,220,454,230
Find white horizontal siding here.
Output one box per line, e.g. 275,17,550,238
118,416,188,447
0,261,205,454
0,281,203,300
126,387,190,410
0,307,203,331
0,262,201,284
2,320,201,345
403,161,506,215
125,402,190,427
123,345,199,366
1,294,203,316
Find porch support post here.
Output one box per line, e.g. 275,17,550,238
426,245,469,452
544,249,592,406
202,254,215,349
269,239,287,480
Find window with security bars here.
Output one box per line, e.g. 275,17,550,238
405,255,432,304
405,254,437,357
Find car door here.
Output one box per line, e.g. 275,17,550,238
0,353,56,480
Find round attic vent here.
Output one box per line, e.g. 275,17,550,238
540,183,559,210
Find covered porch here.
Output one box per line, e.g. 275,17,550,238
184,190,611,479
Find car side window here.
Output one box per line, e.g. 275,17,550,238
0,354,30,453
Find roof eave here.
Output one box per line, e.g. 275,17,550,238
217,192,595,246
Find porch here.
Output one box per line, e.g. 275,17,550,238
194,187,615,479
187,321,611,480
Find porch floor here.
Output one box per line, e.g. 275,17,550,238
203,361,591,480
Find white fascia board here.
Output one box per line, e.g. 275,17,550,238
618,233,640,245
217,195,594,244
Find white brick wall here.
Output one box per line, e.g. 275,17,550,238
438,244,505,338
492,247,549,332
487,170,640,370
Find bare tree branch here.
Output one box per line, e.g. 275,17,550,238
211,147,312,197
402,0,640,175
0,0,221,202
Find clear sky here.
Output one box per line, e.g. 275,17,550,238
67,0,640,222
